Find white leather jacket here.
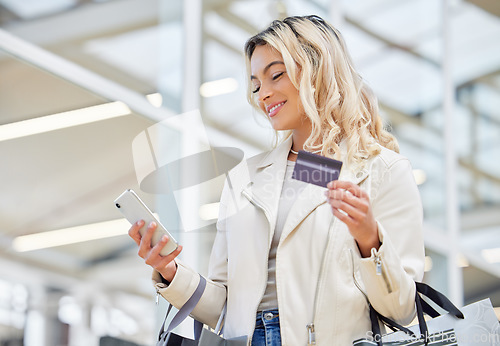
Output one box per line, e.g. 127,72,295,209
153,136,425,345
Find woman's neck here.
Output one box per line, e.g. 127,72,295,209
290,122,312,152
288,125,313,161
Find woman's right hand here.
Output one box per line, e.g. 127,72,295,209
128,220,183,283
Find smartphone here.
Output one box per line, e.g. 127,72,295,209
114,189,178,256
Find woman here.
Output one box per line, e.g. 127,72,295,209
129,15,425,345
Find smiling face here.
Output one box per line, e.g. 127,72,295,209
250,44,310,134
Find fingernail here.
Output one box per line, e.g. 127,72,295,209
327,182,332,188
137,220,144,226
150,221,156,227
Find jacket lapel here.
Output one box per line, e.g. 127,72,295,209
279,182,328,242
241,135,293,245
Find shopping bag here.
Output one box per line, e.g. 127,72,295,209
353,329,457,345
157,274,248,346
353,282,500,345
157,274,206,346
198,328,247,345
99,336,141,346
159,321,247,346
159,332,198,346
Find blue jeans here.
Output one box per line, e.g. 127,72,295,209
251,309,281,346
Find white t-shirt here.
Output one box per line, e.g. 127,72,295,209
258,159,307,312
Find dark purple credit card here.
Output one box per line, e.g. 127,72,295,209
291,150,343,188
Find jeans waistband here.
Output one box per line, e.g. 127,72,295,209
256,309,279,324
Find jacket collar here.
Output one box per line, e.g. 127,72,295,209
336,139,370,185
249,136,371,192
243,135,370,244
255,135,293,169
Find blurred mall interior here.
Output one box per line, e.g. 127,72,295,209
0,0,499,345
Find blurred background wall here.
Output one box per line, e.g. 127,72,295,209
0,0,499,345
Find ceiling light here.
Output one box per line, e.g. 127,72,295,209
482,247,500,264
200,78,238,98
146,93,163,107
0,101,130,142
0,0,76,19
12,219,131,252
58,296,82,325
457,254,469,268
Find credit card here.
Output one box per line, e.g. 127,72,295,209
291,150,343,188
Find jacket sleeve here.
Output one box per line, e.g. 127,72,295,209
151,180,231,329
355,157,425,325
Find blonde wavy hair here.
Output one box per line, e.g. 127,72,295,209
244,15,399,167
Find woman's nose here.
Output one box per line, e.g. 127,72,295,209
258,84,272,102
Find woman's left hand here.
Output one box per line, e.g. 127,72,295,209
325,180,380,257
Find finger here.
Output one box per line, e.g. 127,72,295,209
148,234,172,259
331,206,354,226
327,180,354,190
128,220,145,246
329,199,364,221
157,245,183,268
327,180,367,198
144,234,168,266
138,221,157,256
325,189,353,200
146,237,182,268
326,190,369,213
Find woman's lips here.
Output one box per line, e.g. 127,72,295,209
267,101,286,117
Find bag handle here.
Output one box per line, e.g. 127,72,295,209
369,305,415,337
369,292,427,346
415,282,464,319
369,282,464,346
214,302,227,335
415,289,428,344
158,274,207,341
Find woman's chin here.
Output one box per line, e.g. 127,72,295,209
269,119,287,131
271,124,289,132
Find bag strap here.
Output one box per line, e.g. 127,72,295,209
158,274,207,341
367,282,464,345
369,305,383,346
369,305,415,336
415,282,464,319
214,302,227,335
418,296,440,318
368,289,428,346
415,290,429,345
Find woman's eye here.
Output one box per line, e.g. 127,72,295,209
252,86,260,94
272,72,284,80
